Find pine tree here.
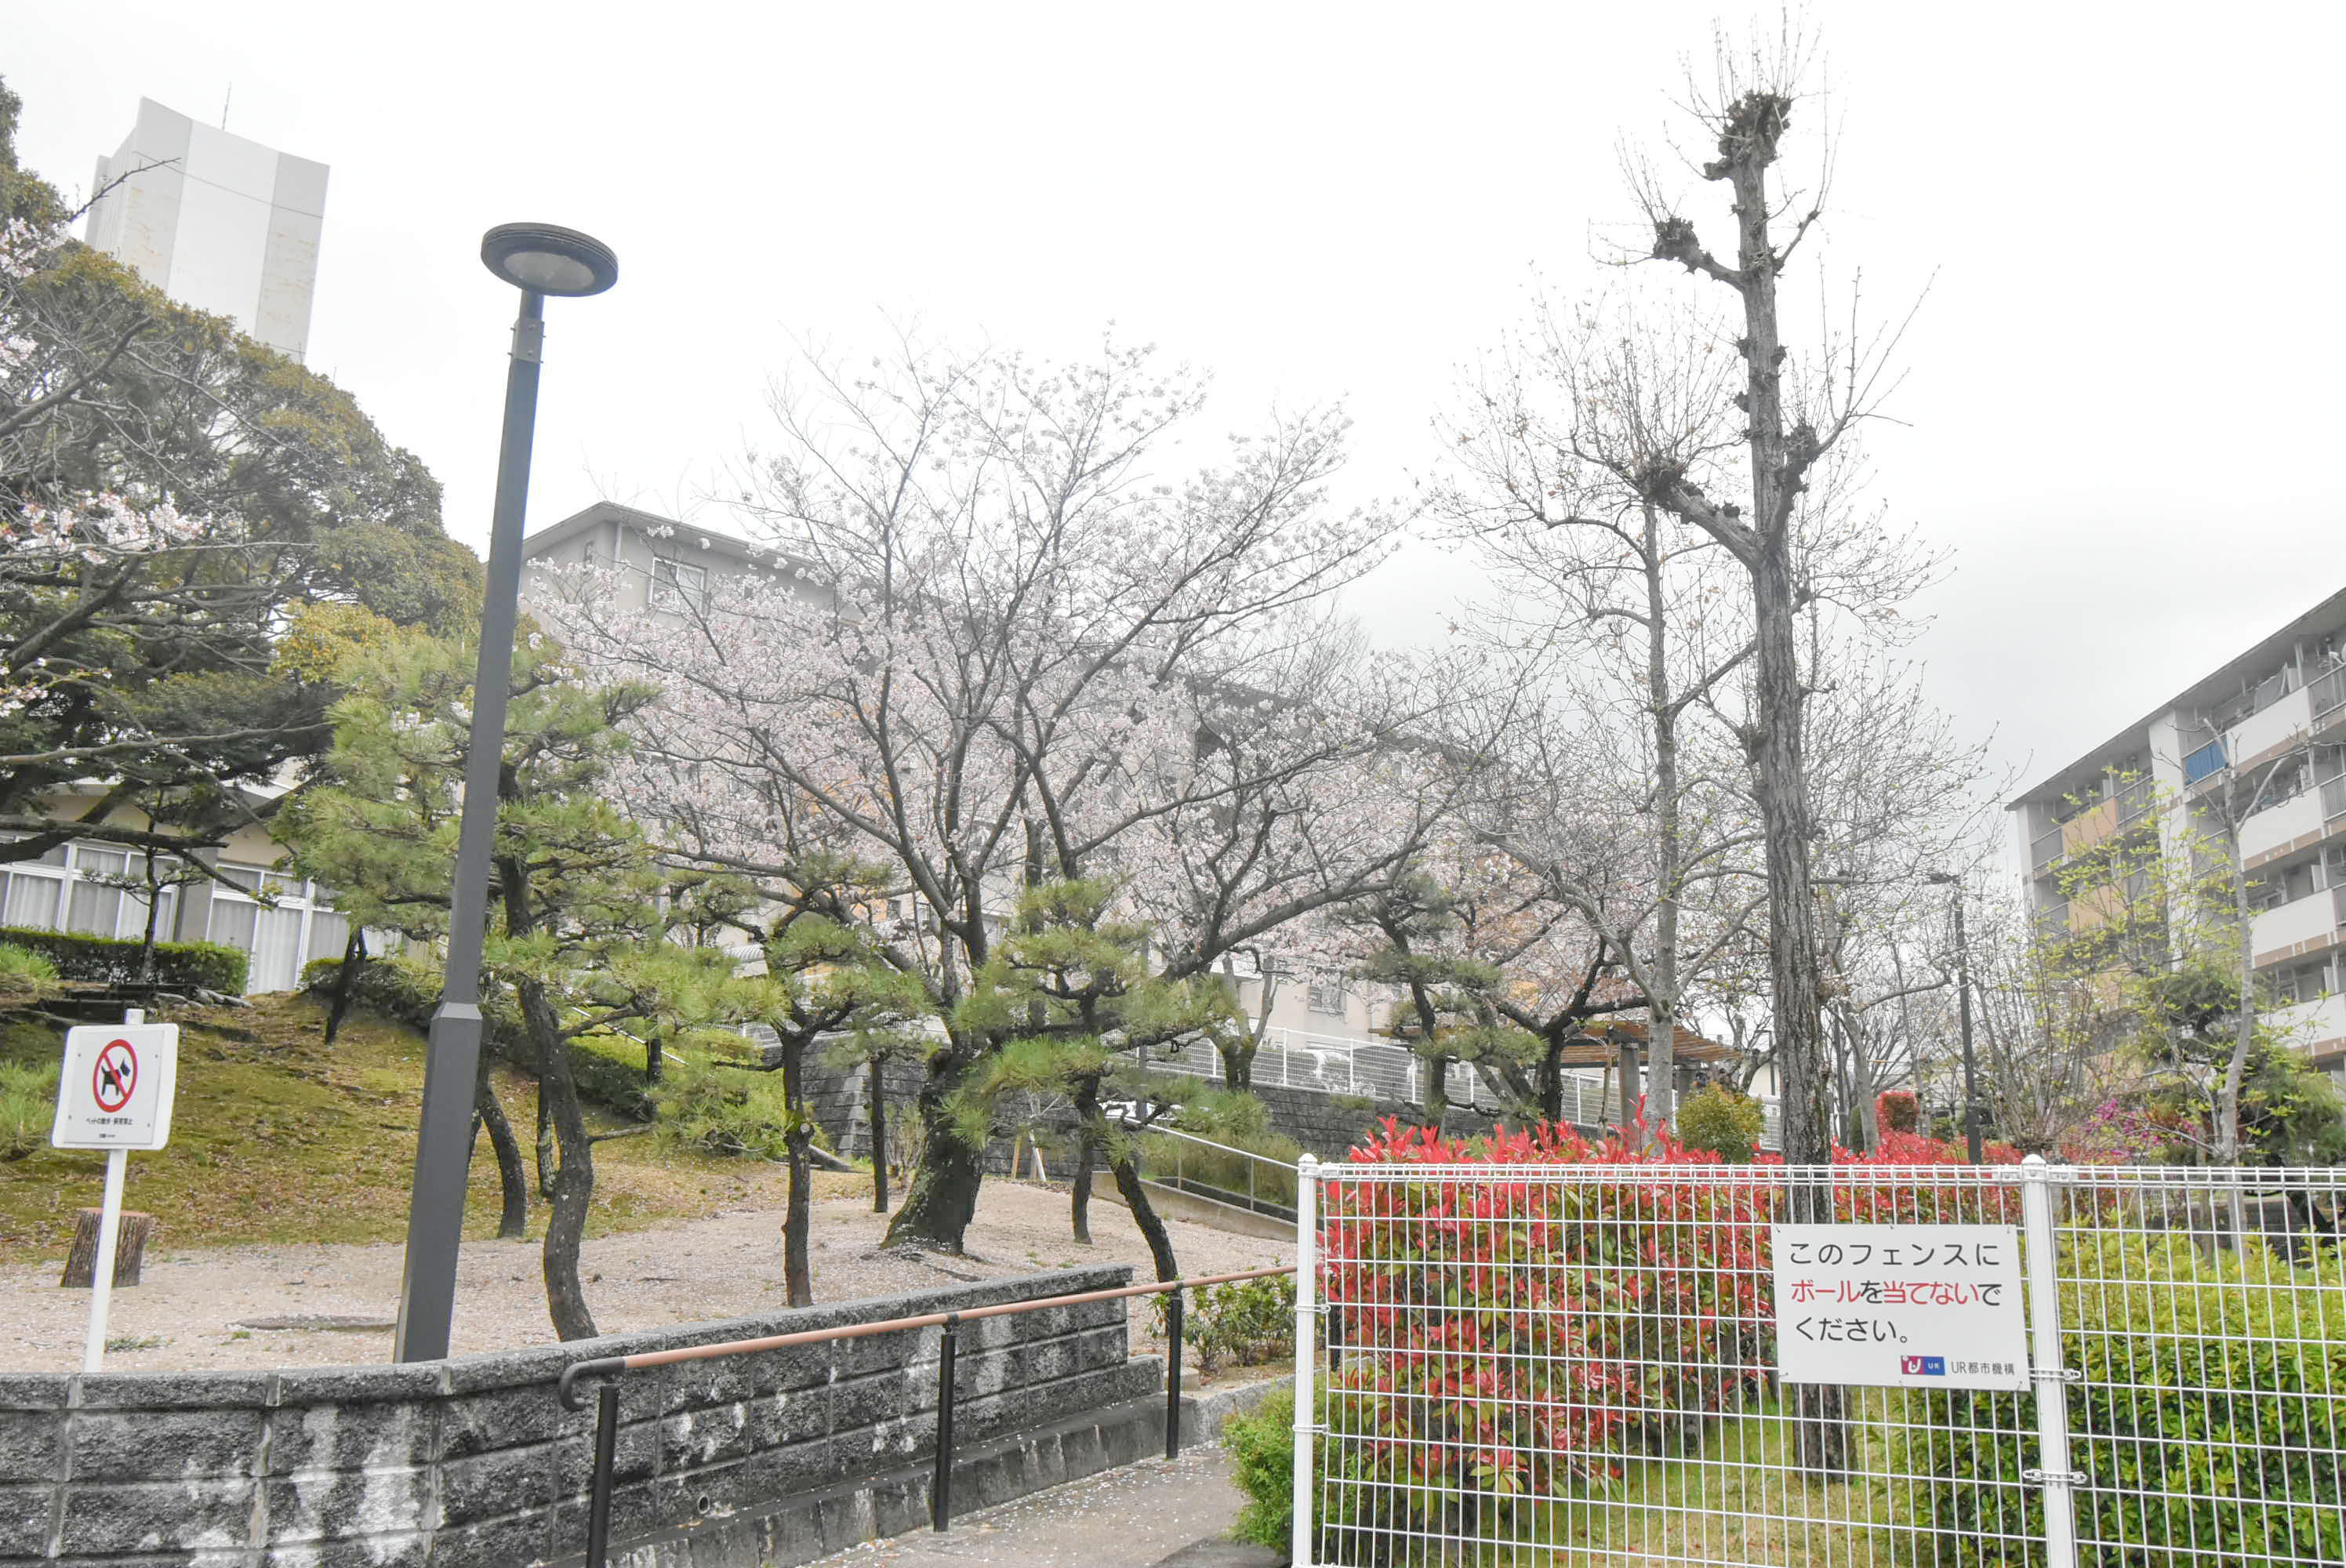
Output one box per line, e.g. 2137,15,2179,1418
952,880,1244,1279
286,630,731,1339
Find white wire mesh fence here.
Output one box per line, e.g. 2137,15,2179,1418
1290,1157,2346,1566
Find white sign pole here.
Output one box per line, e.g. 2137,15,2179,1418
78,1007,143,1375
81,1146,129,1374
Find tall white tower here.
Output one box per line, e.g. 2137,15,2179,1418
83,99,329,362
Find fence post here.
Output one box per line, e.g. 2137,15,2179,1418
1164,1287,1185,1459
932,1315,959,1531
1290,1155,1320,1568
584,1381,619,1567
2021,1156,2079,1568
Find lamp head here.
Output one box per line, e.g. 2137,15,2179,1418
481,223,619,297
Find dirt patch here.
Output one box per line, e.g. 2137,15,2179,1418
2,1174,1292,1373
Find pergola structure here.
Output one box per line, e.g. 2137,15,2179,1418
1561,1018,1740,1123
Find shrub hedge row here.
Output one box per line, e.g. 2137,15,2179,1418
0,924,247,994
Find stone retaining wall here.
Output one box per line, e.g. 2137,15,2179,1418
0,1265,1155,1566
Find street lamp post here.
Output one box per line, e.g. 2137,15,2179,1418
1926,870,1984,1163
393,225,618,1363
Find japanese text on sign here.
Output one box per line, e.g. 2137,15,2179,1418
1771,1222,2028,1392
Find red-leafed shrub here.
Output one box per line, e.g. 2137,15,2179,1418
1316,1119,1774,1545
1876,1089,1921,1134
1305,1117,2028,1550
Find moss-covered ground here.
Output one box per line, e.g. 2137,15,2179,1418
0,995,796,1265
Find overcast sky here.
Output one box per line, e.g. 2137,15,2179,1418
11,2,2344,835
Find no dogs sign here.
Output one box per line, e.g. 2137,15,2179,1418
52,1023,180,1150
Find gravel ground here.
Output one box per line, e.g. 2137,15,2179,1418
4,1178,1291,1374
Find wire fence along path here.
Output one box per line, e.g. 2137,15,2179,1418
1288,1156,2346,1567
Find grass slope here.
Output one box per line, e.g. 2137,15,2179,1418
0,995,793,1265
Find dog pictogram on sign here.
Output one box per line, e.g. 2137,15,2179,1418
93,1040,138,1112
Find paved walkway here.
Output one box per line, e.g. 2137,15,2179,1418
804,1447,1260,1567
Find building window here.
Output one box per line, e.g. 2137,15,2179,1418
649,558,710,615
1308,972,1347,1015
1,837,177,943
203,865,351,994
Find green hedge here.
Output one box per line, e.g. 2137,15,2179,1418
1223,1386,1301,1550
0,924,247,994
1894,1229,2346,1563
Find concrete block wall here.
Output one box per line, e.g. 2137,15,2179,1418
0,1266,1157,1566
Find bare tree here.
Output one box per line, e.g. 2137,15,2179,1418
1614,27,1919,1168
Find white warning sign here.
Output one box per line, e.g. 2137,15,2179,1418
1772,1222,2029,1392
52,1023,180,1151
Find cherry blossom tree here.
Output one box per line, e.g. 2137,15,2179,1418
540,335,1420,1252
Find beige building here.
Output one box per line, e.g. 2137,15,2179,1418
2,790,351,994
2009,586,2346,1078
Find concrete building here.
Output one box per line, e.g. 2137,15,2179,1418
2009,586,2346,1077
83,98,328,361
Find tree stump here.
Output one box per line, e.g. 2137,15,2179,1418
60,1210,154,1288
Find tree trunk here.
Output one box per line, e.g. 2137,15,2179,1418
1070,1136,1095,1244
1643,502,1683,1127
521,978,597,1341
781,1037,812,1305
1108,1142,1178,1281
135,856,164,985
1617,1039,1642,1130
2217,786,2256,1166
645,1028,663,1086
783,1125,814,1307
474,1059,529,1240
323,927,366,1046
883,1044,984,1251
61,1209,154,1287
535,1082,557,1201
868,1055,891,1214
1538,1035,1563,1125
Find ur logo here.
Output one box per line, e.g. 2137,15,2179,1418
93,1039,138,1112
1902,1355,1947,1377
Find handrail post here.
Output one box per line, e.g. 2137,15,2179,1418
1164,1286,1185,1459
585,1381,619,1567
932,1314,960,1531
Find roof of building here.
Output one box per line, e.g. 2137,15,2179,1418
2010,582,2346,810
1561,1018,1738,1065
521,500,771,561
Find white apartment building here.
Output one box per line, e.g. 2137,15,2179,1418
2010,586,2346,1079
83,98,328,361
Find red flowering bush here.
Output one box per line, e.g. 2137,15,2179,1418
1876,1089,1921,1134
1315,1119,1774,1546
1307,1117,2028,1550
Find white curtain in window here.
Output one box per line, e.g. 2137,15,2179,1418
67,880,125,938
2,872,62,929
303,909,351,971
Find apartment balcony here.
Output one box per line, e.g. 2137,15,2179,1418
2313,665,2346,739
2240,786,2330,868
2253,885,2346,969
2271,993,2346,1058
2228,682,2313,773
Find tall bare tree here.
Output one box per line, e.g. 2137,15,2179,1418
1616,31,1917,1167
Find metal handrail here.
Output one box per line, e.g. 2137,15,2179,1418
557,1261,1297,1565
